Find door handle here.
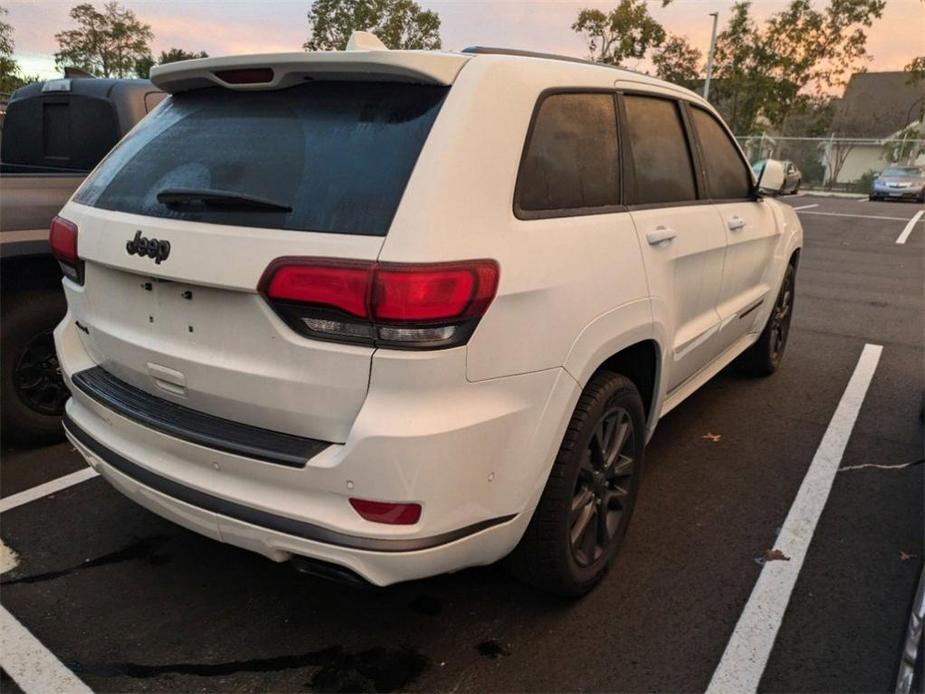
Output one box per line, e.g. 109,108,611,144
646,227,677,247
728,216,746,231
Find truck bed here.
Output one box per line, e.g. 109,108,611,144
1,173,85,233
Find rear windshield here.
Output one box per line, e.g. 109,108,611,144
73,81,448,236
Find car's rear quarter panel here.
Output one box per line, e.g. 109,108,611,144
380,57,654,384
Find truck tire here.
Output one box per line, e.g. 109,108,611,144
1,289,69,446
506,371,645,597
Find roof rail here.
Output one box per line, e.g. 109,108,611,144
460,46,654,80
461,46,599,67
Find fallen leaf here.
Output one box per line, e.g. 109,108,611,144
764,548,790,562
702,433,722,442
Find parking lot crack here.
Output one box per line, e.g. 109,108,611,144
69,645,429,692
838,458,924,473
0,536,169,586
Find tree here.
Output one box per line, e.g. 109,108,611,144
0,5,37,93
572,0,666,67
134,48,209,78
709,2,777,134
905,56,925,84
54,2,153,78
651,35,701,89
304,0,440,52
708,0,885,134
763,0,886,98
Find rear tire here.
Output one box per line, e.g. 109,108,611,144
505,371,645,597
740,263,795,376
1,289,69,446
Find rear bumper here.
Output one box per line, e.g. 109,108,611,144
55,314,581,585
64,412,514,553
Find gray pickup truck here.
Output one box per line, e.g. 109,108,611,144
1,74,163,445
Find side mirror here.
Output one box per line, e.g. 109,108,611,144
756,159,787,197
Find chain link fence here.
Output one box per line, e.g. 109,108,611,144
735,135,925,193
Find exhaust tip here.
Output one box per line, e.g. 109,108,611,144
290,556,373,589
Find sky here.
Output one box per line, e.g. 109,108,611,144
6,0,925,82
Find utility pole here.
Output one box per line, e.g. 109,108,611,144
703,11,719,101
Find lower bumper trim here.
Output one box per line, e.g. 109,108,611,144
63,414,515,553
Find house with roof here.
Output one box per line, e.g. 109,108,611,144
825,71,924,184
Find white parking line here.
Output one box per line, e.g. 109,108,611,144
0,467,98,514
0,467,99,692
0,540,20,574
796,210,917,222
792,203,819,211
895,210,924,245
0,605,93,694
707,343,883,694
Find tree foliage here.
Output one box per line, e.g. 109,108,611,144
572,0,666,67
709,2,777,133
905,56,925,84
709,0,885,134
54,2,153,78
651,35,701,89
304,0,441,51
134,48,209,79
0,6,38,93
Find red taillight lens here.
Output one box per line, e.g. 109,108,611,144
264,260,372,318
258,258,499,349
349,498,422,525
49,215,83,284
374,267,476,321
214,68,274,84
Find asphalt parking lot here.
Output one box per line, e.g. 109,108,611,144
1,194,923,693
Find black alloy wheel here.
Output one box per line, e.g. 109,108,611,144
570,406,637,567
767,267,794,365
13,329,69,417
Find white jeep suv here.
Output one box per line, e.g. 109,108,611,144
52,40,802,596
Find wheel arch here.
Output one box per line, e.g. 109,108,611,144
562,300,665,430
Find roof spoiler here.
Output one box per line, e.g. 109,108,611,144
151,33,468,94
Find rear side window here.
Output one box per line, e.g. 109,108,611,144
690,107,752,200
622,95,697,206
74,82,448,237
516,93,620,216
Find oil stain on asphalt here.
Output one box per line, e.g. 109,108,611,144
70,646,429,693
476,640,511,659
0,536,170,585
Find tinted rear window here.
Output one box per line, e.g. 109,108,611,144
690,107,751,200
516,93,620,215
74,82,448,236
623,95,697,205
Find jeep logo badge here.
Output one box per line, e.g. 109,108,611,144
126,230,171,265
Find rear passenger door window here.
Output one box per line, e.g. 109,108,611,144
689,107,752,200
515,93,620,217
621,95,698,206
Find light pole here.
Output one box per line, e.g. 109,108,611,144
703,11,719,101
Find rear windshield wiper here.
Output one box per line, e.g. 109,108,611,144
156,188,292,212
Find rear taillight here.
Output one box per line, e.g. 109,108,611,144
349,498,422,525
258,258,499,350
49,216,83,284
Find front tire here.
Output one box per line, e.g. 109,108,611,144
1,289,69,446
506,371,645,597
740,263,795,376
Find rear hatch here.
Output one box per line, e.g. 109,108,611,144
61,72,453,443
